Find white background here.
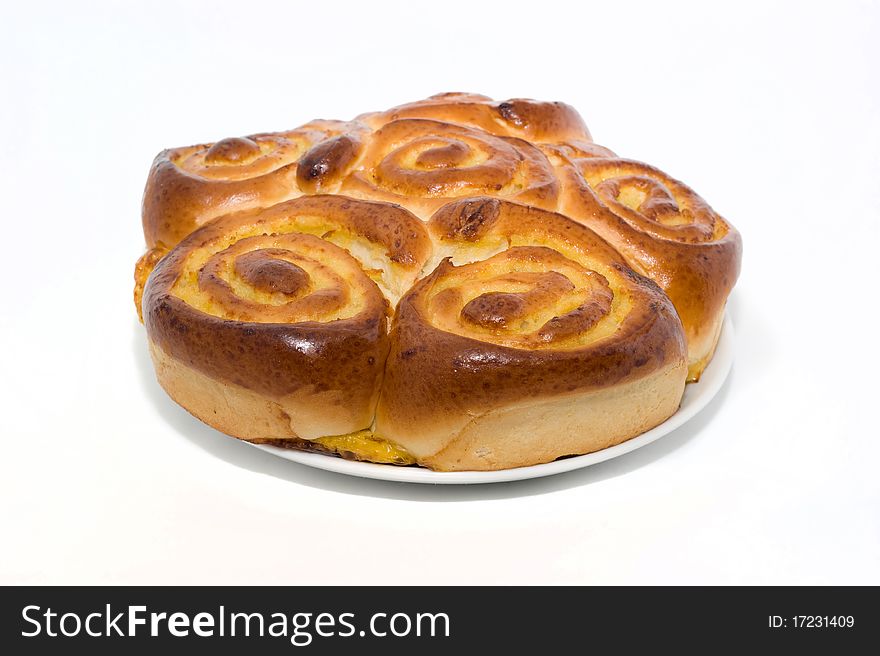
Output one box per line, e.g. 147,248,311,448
1,0,878,584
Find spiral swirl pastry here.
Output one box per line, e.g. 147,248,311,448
142,195,431,455
341,118,559,219
375,197,687,471
135,92,742,471
142,119,366,251
135,121,370,321
358,92,593,143
552,152,742,380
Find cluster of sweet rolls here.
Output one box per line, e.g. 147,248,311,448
135,93,741,471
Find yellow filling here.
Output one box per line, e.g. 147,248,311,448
616,185,646,211
314,430,415,465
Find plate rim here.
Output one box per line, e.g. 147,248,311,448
250,314,734,485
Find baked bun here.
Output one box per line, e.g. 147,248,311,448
135,92,741,471
376,198,687,470
339,118,559,219
357,92,592,142
134,120,368,318
143,195,431,463
549,148,742,379
142,120,367,251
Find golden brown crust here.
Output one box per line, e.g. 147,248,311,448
143,195,431,439
135,92,741,470
374,198,688,466
549,151,742,379
141,120,365,250
295,131,366,194
340,118,559,219
358,92,592,143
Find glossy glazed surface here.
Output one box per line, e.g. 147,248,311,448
137,93,740,470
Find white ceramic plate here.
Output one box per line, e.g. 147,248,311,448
251,315,734,484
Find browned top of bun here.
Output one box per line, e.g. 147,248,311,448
357,92,592,143
143,195,431,400
340,118,559,218
549,148,742,375
404,196,685,384
142,120,365,249
138,91,741,395
375,197,687,450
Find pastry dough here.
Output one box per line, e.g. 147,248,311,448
136,93,741,471
550,150,741,379
143,195,430,446
376,198,687,470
